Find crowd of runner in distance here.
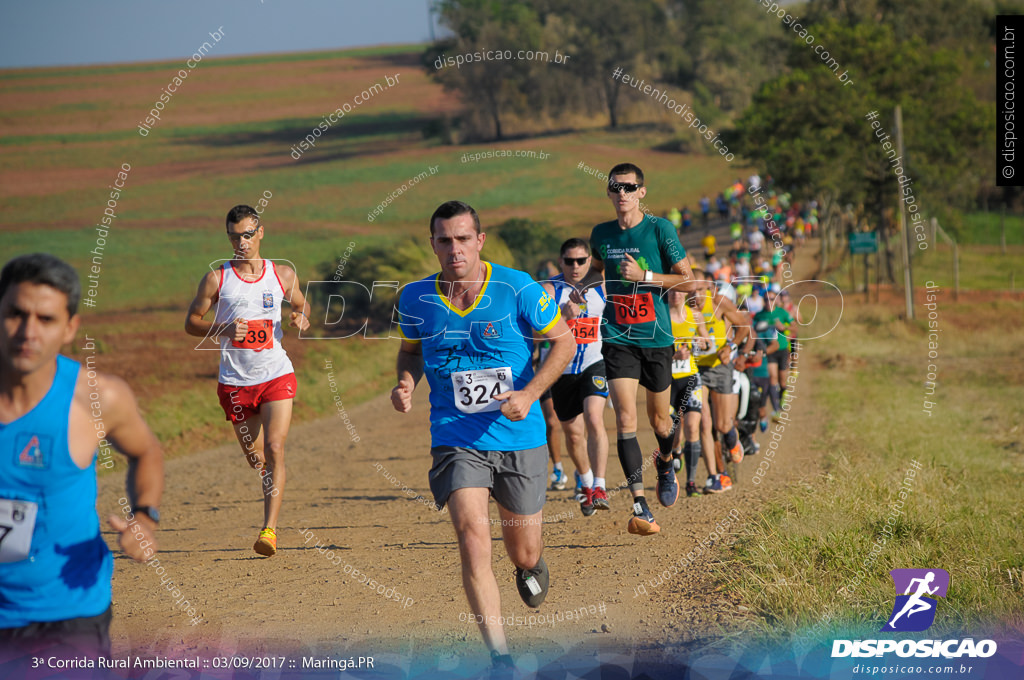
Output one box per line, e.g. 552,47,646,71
538,172,808,522
2,165,812,680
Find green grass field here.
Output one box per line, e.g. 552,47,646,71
1,43,745,463
827,233,1023,294
3,40,1023,642
723,298,1024,644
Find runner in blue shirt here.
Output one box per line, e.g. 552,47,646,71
391,201,574,672
0,254,164,664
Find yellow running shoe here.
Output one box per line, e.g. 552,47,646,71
254,527,277,556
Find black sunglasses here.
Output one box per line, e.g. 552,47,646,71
227,228,258,242
608,182,641,193
562,257,589,266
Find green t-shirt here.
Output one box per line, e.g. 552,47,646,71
590,215,687,348
754,306,794,351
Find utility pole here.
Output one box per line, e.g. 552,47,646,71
895,106,914,319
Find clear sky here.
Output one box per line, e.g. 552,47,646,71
0,0,438,69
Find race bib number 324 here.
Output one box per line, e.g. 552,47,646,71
451,367,514,414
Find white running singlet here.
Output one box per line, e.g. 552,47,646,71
213,260,295,386
549,274,605,375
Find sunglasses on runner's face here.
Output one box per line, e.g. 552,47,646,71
607,182,641,193
227,228,258,242
563,257,589,266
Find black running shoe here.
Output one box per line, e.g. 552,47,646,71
580,487,596,517
490,651,515,680
515,556,549,608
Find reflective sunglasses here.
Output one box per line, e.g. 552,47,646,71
227,228,259,242
607,182,641,193
562,257,589,266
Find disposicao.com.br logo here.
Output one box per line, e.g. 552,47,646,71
831,568,998,659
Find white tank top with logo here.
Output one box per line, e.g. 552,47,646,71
549,275,605,375
214,260,294,386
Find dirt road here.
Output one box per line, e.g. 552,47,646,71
100,253,827,676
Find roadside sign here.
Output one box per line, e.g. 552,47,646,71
849,231,878,254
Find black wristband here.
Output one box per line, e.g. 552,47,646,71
133,505,160,524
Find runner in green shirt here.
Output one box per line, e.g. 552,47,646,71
753,287,794,419
589,162,705,536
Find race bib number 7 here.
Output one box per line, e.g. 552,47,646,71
0,499,38,563
451,367,514,414
609,293,655,325
231,319,274,351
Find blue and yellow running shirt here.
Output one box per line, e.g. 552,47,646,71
397,261,560,450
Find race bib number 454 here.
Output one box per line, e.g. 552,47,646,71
0,499,38,563
451,367,514,414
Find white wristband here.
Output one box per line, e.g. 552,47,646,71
643,270,653,282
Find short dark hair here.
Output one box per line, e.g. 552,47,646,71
0,253,81,318
226,205,260,229
608,162,644,186
560,238,590,256
429,200,481,236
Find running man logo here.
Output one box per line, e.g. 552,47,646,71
15,434,48,469
881,568,950,632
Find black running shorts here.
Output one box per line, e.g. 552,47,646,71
767,349,791,370
550,361,608,422
670,373,704,415
601,343,674,393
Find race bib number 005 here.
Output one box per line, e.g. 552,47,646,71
0,498,38,563
451,367,514,414
609,293,655,325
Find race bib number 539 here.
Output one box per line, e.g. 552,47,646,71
451,367,514,414
231,319,274,351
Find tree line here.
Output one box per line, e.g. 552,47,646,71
425,0,1017,253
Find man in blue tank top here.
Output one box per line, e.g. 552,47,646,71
391,201,574,673
0,254,164,661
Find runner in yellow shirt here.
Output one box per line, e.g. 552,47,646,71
666,289,713,497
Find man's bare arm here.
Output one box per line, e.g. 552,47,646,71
391,340,424,413
278,265,311,331
184,271,237,341
523,318,574,401
100,374,164,562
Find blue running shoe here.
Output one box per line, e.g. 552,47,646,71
627,499,660,535
654,451,679,507
549,468,567,491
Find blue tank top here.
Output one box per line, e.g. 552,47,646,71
0,355,112,626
